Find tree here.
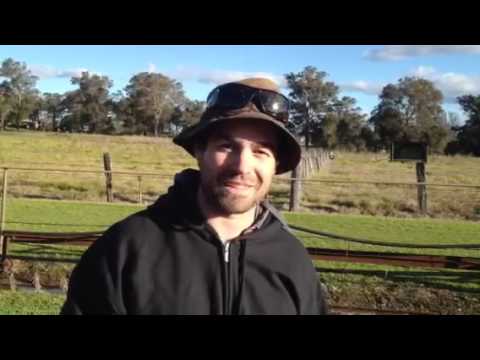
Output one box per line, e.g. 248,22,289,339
0,58,39,130
168,99,205,134
28,95,45,130
125,72,185,137
43,92,64,131
332,96,368,151
369,77,447,153
0,83,12,131
285,66,339,147
359,125,380,152
62,72,113,133
108,91,136,134
455,94,480,156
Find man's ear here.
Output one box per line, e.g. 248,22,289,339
193,142,205,162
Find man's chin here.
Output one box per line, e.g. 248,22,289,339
217,196,257,214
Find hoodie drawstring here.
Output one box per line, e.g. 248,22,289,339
233,238,247,315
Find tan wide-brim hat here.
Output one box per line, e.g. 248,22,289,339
173,78,301,174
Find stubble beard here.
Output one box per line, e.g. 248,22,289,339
199,172,269,215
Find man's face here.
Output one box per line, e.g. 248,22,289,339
195,119,278,216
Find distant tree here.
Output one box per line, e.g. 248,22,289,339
125,72,185,137
29,95,45,130
62,72,113,133
285,66,339,148
369,77,447,153
0,83,12,131
332,96,368,151
454,94,480,156
311,113,337,148
359,125,380,151
108,91,136,134
168,99,205,134
0,58,39,130
43,92,64,131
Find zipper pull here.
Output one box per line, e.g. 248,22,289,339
224,242,230,263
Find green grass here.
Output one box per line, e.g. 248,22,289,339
1,198,479,314
3,198,480,269
0,290,65,315
2,131,480,219
270,150,480,220
1,131,480,313
285,212,480,257
0,131,196,203
4,197,144,232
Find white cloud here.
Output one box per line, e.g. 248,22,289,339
409,65,480,103
364,45,480,61
168,66,286,88
28,65,94,79
337,67,480,104
340,80,384,96
412,65,436,78
148,63,157,73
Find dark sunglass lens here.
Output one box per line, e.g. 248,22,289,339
258,91,289,113
206,88,220,107
207,84,254,109
218,84,253,107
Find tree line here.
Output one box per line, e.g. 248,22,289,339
1,58,479,156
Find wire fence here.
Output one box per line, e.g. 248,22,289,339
2,159,480,219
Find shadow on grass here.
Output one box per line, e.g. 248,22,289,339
305,204,338,213
11,244,85,258
15,193,63,201
113,193,140,204
316,267,480,294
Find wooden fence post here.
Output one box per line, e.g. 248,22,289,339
9,272,16,291
1,236,9,271
0,168,8,260
33,271,42,292
103,153,113,203
137,176,143,204
416,162,427,214
289,161,303,212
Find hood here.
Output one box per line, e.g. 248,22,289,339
148,168,291,235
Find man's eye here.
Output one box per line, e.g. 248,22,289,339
255,149,272,157
218,143,233,151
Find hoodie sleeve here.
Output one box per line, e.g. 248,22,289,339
306,279,329,315
60,224,129,315
298,263,329,315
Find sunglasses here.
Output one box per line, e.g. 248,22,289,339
206,83,290,124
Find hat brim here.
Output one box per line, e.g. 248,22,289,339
173,111,301,174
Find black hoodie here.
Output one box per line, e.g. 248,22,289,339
61,169,327,315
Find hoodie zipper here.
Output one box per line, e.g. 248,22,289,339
223,242,231,315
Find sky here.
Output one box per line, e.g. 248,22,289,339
1,45,480,121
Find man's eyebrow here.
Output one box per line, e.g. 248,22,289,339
213,133,233,142
255,141,277,151
212,132,277,152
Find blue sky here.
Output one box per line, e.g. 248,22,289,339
2,45,480,120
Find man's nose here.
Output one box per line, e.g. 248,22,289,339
228,149,254,174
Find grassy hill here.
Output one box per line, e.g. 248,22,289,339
1,130,479,220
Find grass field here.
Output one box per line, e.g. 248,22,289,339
1,130,480,314
0,130,196,204
0,198,479,314
0,290,65,315
1,130,479,219
288,151,480,220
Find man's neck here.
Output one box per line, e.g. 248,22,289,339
197,190,257,243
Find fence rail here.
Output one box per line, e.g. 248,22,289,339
1,229,479,273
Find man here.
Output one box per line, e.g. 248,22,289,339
61,78,328,315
